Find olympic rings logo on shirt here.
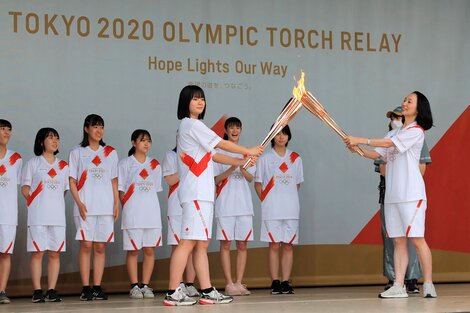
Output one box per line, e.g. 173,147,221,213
232,173,243,180
47,183,59,190
279,178,290,185
91,173,104,179
139,185,152,192
0,181,8,188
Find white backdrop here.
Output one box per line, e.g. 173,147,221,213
0,0,468,280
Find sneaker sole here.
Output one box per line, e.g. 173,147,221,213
378,294,408,298
143,294,154,299
0,300,10,304
130,295,144,299
424,294,437,298
32,299,45,303
45,298,62,302
80,297,93,301
198,298,233,305
163,300,196,306
271,291,282,295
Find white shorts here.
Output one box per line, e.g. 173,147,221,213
216,215,253,241
385,200,426,238
27,225,66,252
74,215,114,242
167,215,182,245
181,201,213,241
123,228,162,250
261,219,299,244
0,225,16,254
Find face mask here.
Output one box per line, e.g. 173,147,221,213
391,120,403,129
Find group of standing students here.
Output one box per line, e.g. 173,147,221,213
0,86,436,306
0,85,304,306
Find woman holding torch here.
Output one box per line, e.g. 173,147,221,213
344,91,436,299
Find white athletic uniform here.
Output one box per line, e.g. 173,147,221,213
69,145,118,242
177,118,222,240
118,155,163,250
255,148,304,244
22,156,69,252
0,150,22,254
214,149,255,241
162,150,183,245
375,122,427,238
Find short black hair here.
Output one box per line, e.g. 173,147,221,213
0,119,12,129
270,124,292,147
128,129,152,156
34,127,60,156
177,85,206,120
223,117,242,140
80,114,106,147
413,91,433,131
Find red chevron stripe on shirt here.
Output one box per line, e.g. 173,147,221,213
180,152,212,177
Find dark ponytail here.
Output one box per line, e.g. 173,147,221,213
128,129,152,156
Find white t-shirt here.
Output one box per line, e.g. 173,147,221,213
69,145,118,216
255,148,304,220
162,150,183,217
118,155,163,229
214,149,255,217
375,121,426,203
177,118,222,205
0,150,22,225
21,156,69,226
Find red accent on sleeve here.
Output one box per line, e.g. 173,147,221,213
103,145,115,157
408,125,424,132
290,152,300,164
58,160,68,170
150,159,160,170
9,152,21,166
27,181,43,206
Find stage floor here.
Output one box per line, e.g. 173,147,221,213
1,284,469,313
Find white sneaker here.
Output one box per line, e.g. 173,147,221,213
179,283,188,295
423,282,437,298
185,285,200,297
379,283,408,298
163,287,197,306
129,285,143,299
141,285,154,299
199,287,233,305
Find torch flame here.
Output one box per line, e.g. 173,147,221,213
292,71,306,100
